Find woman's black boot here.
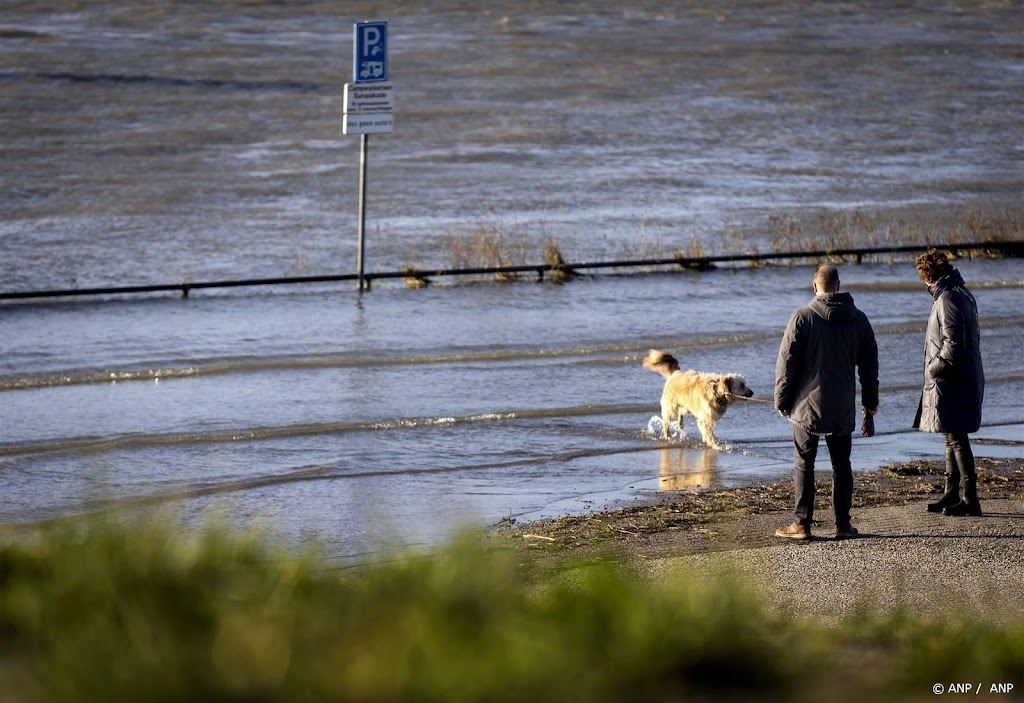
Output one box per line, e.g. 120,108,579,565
943,474,982,516
926,472,960,514
926,490,960,514
942,500,982,517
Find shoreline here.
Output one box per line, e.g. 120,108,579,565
506,422,1024,536
495,456,1024,557
493,455,1024,621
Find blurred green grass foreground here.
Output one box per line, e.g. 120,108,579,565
1,518,1020,702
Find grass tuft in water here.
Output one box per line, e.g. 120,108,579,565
436,207,1022,280
764,207,1023,259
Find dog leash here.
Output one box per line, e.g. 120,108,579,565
729,393,775,404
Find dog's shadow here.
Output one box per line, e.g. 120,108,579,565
658,447,719,491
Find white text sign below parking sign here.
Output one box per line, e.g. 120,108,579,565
353,21,388,83
343,79,394,135
344,82,394,113
343,112,394,135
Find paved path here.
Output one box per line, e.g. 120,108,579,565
645,499,1024,619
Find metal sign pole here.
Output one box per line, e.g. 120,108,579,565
356,133,369,292
348,20,390,293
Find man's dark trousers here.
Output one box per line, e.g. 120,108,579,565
792,425,853,527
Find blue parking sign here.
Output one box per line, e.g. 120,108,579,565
353,21,388,83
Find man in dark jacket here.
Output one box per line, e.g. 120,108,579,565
913,249,985,516
774,264,879,540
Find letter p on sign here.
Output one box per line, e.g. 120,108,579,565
354,21,388,83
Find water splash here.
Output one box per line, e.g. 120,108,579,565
645,415,688,440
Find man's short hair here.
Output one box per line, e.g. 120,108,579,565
915,248,953,284
814,264,840,293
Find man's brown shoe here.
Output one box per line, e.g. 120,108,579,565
774,522,810,540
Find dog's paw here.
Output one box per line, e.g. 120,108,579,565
701,437,724,451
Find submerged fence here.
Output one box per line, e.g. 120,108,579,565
2,239,1021,302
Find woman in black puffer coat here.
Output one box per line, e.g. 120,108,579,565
913,249,985,516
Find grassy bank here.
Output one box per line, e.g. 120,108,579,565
1,516,1021,702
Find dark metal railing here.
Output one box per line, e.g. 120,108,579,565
1,239,1020,302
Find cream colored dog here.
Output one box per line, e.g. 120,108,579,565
642,349,753,449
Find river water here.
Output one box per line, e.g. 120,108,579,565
1,1,1022,558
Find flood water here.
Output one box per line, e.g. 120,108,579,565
1,1,1022,559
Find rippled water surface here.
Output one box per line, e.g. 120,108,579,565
1,1,1022,558
3,262,1022,557
4,0,1022,290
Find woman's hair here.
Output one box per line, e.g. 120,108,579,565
915,248,953,284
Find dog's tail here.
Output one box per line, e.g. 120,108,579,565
642,349,680,378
